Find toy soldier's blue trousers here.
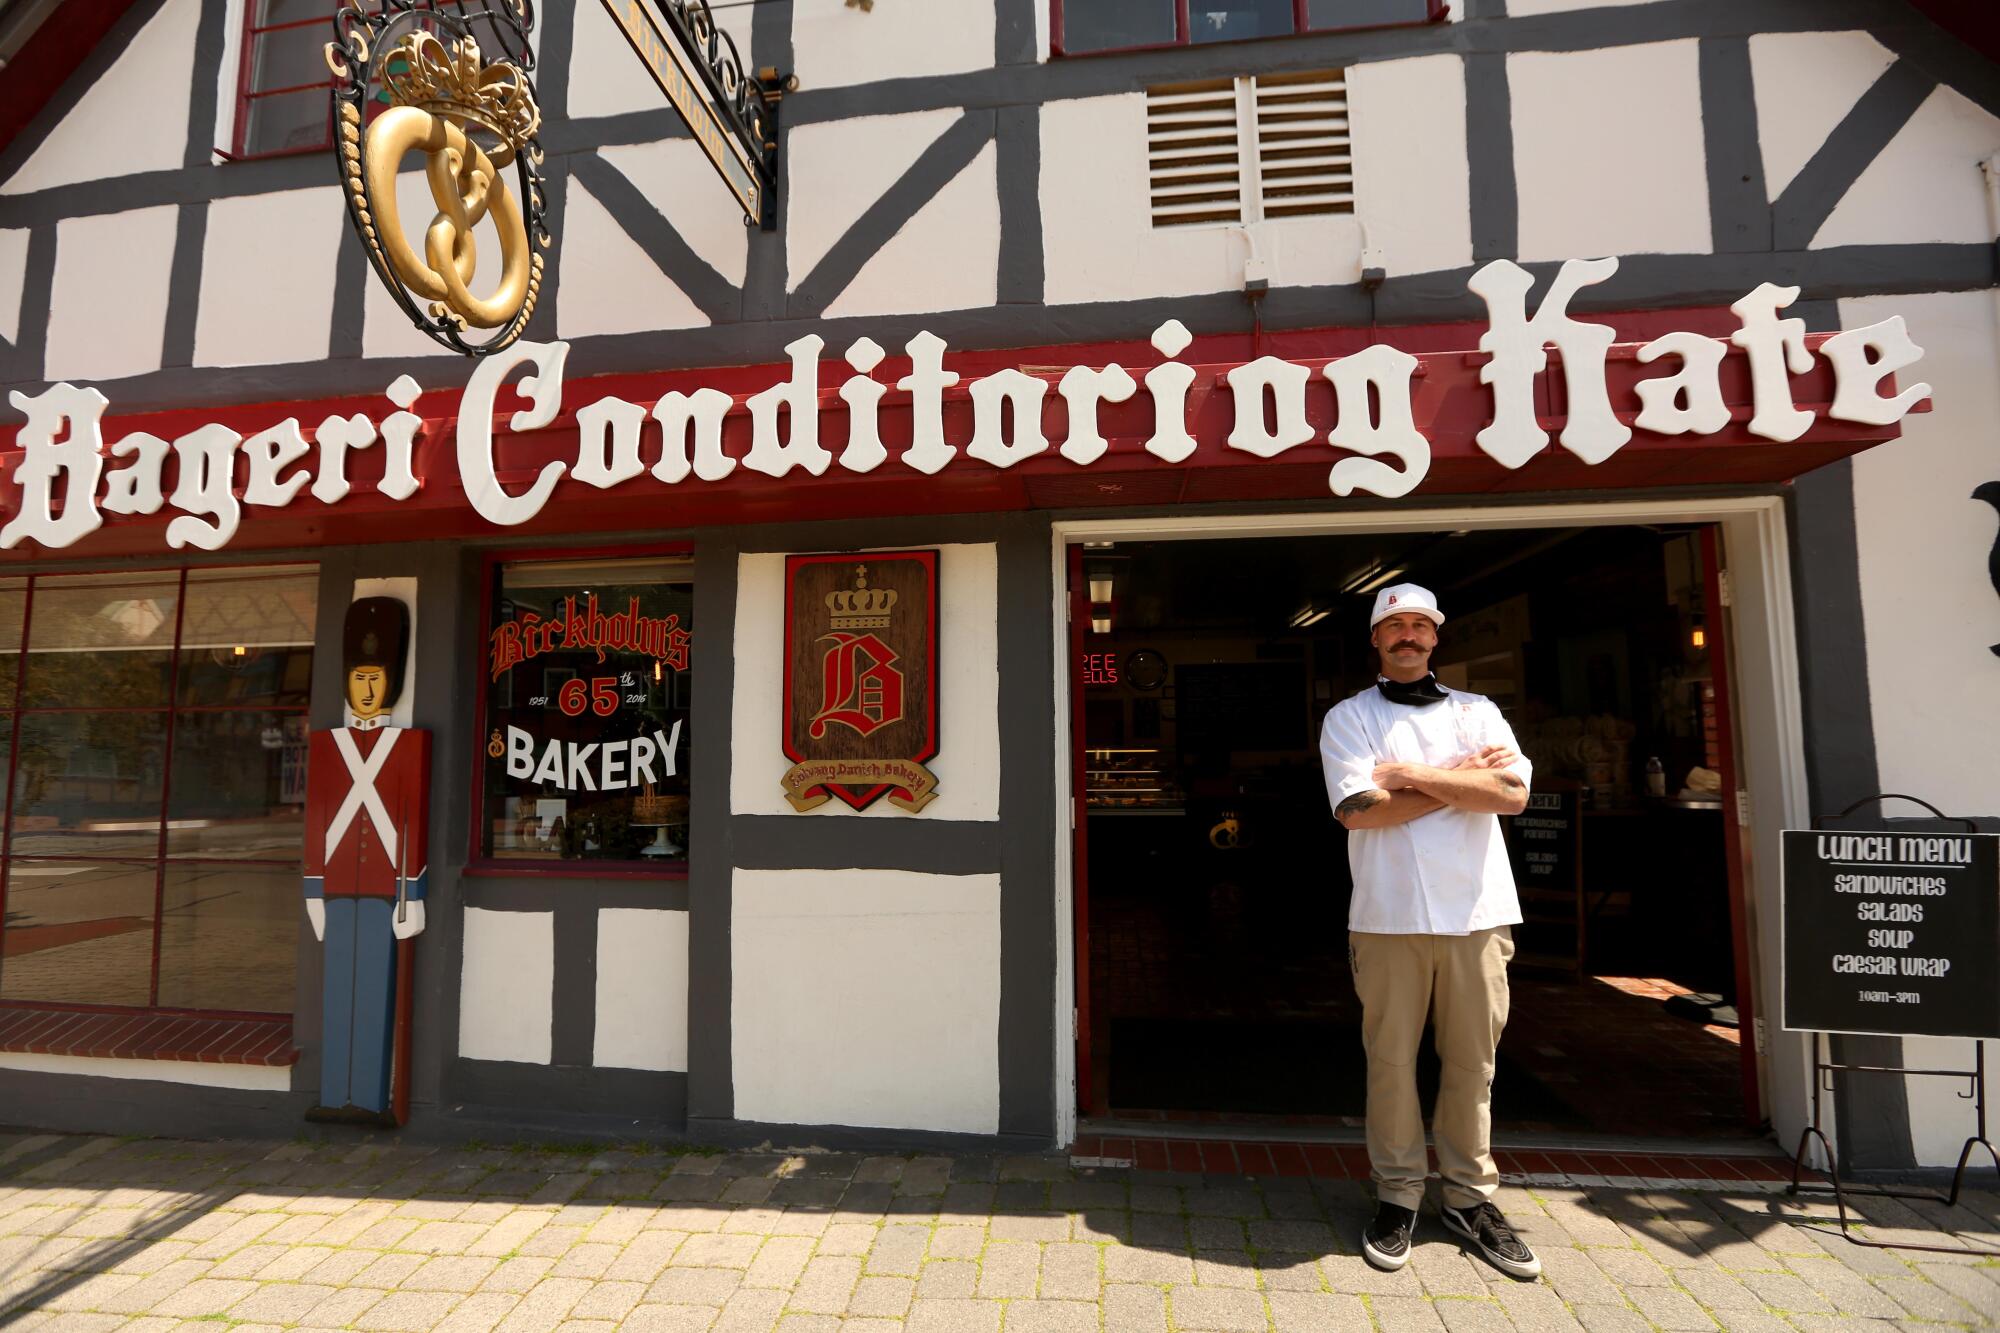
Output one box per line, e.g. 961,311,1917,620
321,897,397,1113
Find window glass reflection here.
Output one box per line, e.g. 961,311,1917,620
0,860,157,1006
21,573,179,708
178,567,318,707
1305,0,1431,26
11,712,169,856
1188,0,1296,42
0,577,26,704
155,864,298,1013
166,712,309,859
1062,0,1177,51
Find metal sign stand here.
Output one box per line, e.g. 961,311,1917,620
1786,794,2000,1254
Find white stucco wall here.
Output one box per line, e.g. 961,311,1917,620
569,2,755,122
824,140,998,320
1510,41,1710,262
1815,86,2000,249
559,179,712,336
459,907,555,1064
594,907,689,1072
791,0,994,90
1843,288,2000,1167
731,544,1001,820
1347,54,1472,279
44,205,179,384
0,228,28,346
194,187,344,369
731,867,1001,1134
1748,31,1896,201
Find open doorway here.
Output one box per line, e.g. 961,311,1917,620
1070,524,1759,1142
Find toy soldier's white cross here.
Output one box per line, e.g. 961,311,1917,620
326,728,402,865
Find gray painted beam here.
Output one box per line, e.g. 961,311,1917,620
686,538,740,1122
995,104,1044,306
995,514,1058,1139
183,0,226,171
1786,296,1909,1172
160,202,206,370
729,815,1004,874
1771,60,1935,252
787,111,995,319
328,227,368,360
570,154,742,322
0,0,170,185
1699,36,1772,255
1464,52,1516,263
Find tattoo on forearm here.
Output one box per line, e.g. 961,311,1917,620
1337,790,1388,818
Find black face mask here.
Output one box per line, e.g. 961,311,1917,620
1377,674,1449,706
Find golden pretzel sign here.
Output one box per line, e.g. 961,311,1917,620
330,22,546,353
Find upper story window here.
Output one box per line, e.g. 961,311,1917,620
229,1,480,161
0,565,317,1017
1056,0,1440,56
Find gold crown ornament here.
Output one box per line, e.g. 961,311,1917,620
827,565,898,630
381,31,540,160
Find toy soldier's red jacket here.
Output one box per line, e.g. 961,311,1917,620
304,725,432,901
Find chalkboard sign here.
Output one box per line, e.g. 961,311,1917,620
1781,829,2000,1038
1508,785,1579,890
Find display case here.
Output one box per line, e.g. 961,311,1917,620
1084,747,1184,813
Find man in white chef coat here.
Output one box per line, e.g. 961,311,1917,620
1319,583,1540,1280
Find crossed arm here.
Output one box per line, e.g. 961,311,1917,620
1334,746,1530,830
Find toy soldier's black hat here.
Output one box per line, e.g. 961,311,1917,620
343,597,409,709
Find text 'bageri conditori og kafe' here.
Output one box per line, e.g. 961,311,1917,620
0,256,1934,552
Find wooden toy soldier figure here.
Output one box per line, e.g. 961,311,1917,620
304,596,431,1121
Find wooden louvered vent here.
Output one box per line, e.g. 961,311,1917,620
1146,70,1352,228
1254,69,1353,218
1147,79,1243,228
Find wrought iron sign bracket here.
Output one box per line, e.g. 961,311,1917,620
602,0,787,231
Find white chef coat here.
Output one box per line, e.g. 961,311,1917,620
1319,682,1530,936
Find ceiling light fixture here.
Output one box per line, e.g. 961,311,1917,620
1353,565,1409,595
1299,609,1331,628
1091,615,1112,635
1088,577,1114,603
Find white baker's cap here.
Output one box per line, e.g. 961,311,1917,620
1369,582,1444,628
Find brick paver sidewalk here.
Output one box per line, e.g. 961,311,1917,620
1,1133,1995,1332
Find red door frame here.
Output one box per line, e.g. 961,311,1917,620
1065,545,1098,1118
1065,523,1769,1134
1700,525,1766,1129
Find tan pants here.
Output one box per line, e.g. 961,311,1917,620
1348,926,1515,1210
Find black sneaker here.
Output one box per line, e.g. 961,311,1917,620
1440,1200,1542,1279
1361,1202,1418,1271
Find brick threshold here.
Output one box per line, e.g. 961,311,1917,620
0,1007,297,1066
1071,1128,1815,1188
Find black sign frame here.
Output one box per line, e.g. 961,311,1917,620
1780,826,2000,1039
598,0,781,229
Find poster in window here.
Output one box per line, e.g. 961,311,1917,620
483,557,693,862
781,551,939,813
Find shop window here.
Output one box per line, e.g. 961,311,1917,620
228,0,477,160
1147,70,1352,228
1056,0,1438,56
479,554,694,870
0,567,317,1017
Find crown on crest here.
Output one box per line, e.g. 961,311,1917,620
381,31,540,152
827,565,897,630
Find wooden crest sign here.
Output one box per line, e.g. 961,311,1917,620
781,551,939,812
